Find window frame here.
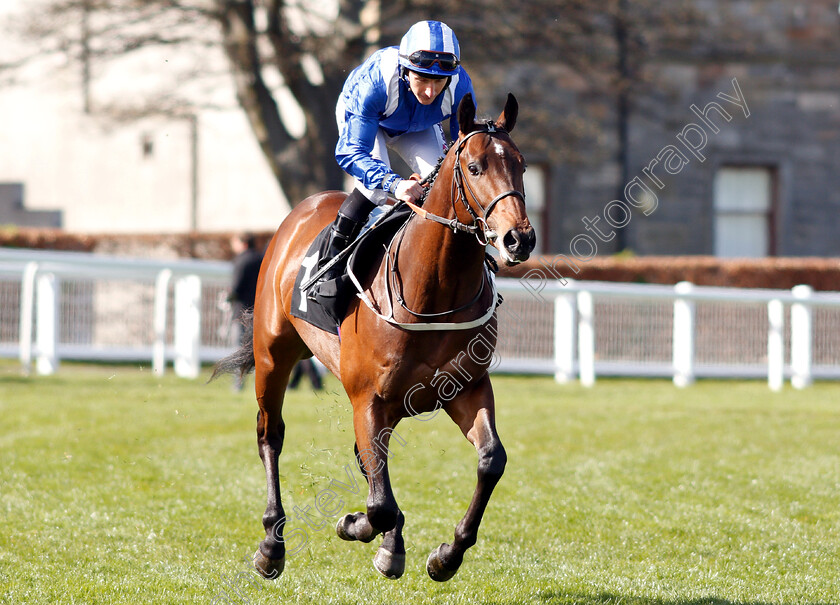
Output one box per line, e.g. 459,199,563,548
712,164,778,258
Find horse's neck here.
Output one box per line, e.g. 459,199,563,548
397,182,486,313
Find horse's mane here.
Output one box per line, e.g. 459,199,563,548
423,143,452,184
417,141,454,205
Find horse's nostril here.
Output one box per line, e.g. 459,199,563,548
526,228,536,252
503,230,520,251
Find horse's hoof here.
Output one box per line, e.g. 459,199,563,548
426,544,458,582
335,512,377,543
373,547,405,579
253,549,284,580
336,513,357,541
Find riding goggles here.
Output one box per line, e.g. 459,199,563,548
400,50,460,72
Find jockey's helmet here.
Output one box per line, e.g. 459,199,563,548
398,21,461,78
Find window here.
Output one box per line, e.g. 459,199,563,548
523,164,547,255
713,166,774,257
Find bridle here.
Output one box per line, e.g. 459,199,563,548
404,121,526,246
369,122,523,325
451,122,526,245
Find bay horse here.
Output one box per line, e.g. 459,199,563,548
214,93,535,581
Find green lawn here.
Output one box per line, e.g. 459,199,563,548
1,361,838,605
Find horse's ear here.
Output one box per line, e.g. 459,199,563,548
496,93,518,133
458,93,477,135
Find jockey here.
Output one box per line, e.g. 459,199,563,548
312,20,475,299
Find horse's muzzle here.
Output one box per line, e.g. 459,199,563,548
500,227,536,265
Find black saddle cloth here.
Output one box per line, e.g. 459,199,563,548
290,203,412,335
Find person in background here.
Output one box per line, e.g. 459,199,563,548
229,232,263,391
229,232,263,326
287,358,324,391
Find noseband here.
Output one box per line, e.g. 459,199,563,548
404,122,526,246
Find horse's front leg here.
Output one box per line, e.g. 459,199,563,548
427,374,506,581
335,403,405,578
373,507,406,579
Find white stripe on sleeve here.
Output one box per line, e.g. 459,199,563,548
379,48,401,118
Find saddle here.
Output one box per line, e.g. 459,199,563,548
290,203,413,334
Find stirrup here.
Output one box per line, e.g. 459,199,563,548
311,274,348,300
307,227,356,301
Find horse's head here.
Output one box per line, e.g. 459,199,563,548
453,93,536,265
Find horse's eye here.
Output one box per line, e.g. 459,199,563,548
468,162,481,176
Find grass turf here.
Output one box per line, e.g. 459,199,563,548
0,361,838,604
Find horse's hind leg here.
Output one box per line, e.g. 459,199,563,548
251,329,306,580
427,374,506,581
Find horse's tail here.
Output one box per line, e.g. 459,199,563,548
209,309,256,382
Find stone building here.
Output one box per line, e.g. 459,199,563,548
2,1,838,257
388,0,840,258
0,1,290,234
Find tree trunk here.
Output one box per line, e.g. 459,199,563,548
216,0,346,206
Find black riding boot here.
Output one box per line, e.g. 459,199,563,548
309,189,375,302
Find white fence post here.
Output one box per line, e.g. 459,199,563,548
153,269,173,376
673,281,695,387
35,272,59,375
767,299,785,392
19,261,38,374
174,275,202,379
577,290,595,387
790,284,813,389
553,292,576,383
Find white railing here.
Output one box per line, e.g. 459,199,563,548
2,248,840,388
494,278,840,390
0,248,231,378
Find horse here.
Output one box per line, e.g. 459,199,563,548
213,92,536,582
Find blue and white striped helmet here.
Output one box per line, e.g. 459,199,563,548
398,21,461,78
